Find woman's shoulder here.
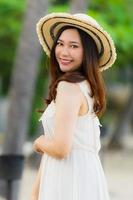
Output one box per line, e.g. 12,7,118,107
57,81,80,94
55,81,82,109
55,81,82,104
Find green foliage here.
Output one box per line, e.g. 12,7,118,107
48,4,69,13
0,0,26,95
28,54,49,138
89,0,133,68
51,0,68,6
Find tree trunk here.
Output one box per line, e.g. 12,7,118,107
2,0,49,154
108,90,133,149
0,0,49,199
69,0,89,13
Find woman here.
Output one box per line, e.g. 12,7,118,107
30,13,116,200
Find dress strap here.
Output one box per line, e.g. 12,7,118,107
78,80,94,114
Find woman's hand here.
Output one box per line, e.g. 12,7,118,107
33,135,45,154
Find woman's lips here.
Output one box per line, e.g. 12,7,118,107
60,58,72,65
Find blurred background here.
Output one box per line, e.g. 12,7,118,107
0,0,133,199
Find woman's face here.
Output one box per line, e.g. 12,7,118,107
55,28,83,72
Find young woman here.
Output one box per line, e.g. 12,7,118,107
30,13,116,200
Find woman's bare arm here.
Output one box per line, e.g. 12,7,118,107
33,81,81,159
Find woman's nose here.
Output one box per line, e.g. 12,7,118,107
61,46,70,56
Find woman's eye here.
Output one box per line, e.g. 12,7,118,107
71,45,78,48
57,42,63,46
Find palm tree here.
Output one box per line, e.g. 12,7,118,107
0,0,49,199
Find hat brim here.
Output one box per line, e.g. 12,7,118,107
36,13,116,71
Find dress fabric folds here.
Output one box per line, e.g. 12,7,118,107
38,80,110,200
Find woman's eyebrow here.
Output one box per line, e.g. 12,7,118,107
70,41,80,44
57,39,63,42
58,39,80,44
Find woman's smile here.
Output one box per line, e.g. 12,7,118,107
59,58,73,65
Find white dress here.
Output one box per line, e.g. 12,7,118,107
38,80,110,200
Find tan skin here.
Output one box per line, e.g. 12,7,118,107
30,29,89,199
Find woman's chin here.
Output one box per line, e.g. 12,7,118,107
59,64,80,73
60,67,71,72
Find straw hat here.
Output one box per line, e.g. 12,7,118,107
36,12,116,71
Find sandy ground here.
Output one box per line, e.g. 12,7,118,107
19,149,133,200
